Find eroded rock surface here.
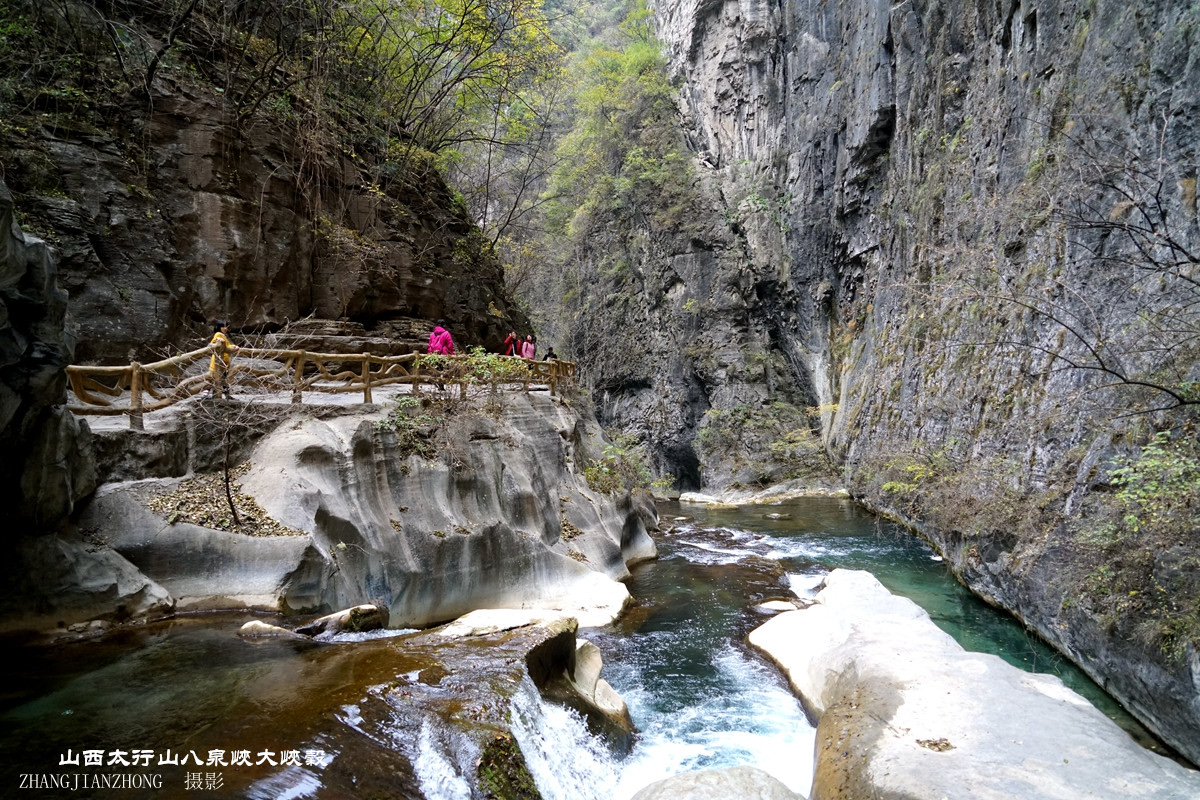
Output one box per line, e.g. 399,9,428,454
70,391,656,630
749,570,1200,799
0,179,94,532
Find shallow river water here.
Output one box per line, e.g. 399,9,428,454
0,496,1166,798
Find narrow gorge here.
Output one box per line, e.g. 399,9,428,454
554,0,1200,768
1,0,1198,796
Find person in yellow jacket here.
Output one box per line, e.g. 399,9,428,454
208,320,239,397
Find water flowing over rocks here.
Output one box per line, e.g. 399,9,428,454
630,766,802,800
749,570,1200,799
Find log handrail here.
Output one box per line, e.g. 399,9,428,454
66,342,577,427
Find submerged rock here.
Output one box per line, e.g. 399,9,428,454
237,620,308,640
749,570,1200,799
295,603,389,636
630,766,801,800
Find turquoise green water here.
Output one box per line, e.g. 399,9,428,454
0,496,1176,799
653,497,1168,754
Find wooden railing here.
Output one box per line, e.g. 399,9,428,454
66,343,577,429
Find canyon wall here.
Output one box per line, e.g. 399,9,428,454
635,0,1200,764
0,179,94,528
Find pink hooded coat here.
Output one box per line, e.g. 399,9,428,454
427,326,455,355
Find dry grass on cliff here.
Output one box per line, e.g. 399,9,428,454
146,463,306,537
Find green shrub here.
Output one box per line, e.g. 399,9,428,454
375,396,442,459
1110,431,1200,536
584,433,663,494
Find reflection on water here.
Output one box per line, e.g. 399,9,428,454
0,496,1172,799
0,616,405,799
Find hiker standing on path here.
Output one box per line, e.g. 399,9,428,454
427,320,456,391
502,331,518,356
519,335,536,359
427,320,455,355
208,320,239,398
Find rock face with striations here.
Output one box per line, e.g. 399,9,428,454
75,391,657,629
0,178,95,528
608,0,1200,764
5,77,525,363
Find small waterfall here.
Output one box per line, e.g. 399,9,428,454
602,644,814,799
509,675,621,800
414,720,475,800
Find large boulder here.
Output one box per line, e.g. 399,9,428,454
749,570,1200,800
62,390,656,628
3,533,173,631
79,487,324,613
237,392,655,626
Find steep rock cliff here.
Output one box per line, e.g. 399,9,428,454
639,0,1200,764
0,178,94,527
1,2,526,363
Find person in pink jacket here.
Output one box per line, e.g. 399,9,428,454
519,335,536,359
427,320,455,355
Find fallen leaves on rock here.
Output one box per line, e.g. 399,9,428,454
147,462,306,537
917,737,955,752
560,515,584,541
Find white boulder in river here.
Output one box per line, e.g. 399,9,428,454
631,766,801,800
749,569,1200,800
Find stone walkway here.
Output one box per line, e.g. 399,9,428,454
77,380,553,433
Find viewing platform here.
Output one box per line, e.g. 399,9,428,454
67,340,576,430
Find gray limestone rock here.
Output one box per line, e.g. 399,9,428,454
749,570,1200,799
80,487,323,613
294,603,389,636
64,391,656,629
0,178,95,530
238,392,654,627
5,533,174,631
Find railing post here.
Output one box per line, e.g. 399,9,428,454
292,350,306,404
412,350,421,398
129,363,144,430
362,353,373,404
549,360,557,396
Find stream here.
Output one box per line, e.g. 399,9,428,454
0,497,1165,798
